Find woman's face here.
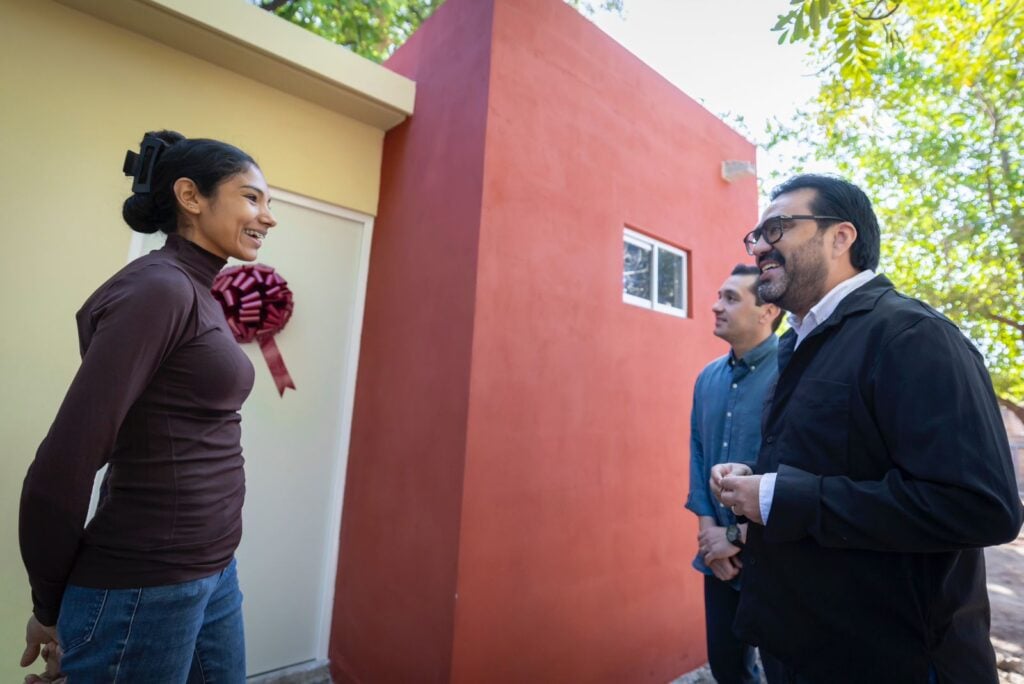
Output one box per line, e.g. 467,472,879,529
184,164,276,261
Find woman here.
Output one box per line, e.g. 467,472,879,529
19,130,276,682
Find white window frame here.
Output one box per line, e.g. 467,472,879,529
622,227,688,318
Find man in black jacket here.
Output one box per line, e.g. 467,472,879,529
711,174,1024,684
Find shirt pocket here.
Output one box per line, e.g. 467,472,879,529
778,377,850,475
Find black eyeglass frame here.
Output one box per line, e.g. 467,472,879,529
742,214,849,256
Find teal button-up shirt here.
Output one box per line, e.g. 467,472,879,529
686,333,778,579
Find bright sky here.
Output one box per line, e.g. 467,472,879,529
590,0,836,199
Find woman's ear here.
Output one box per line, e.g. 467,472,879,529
173,177,202,216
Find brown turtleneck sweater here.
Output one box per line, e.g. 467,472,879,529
20,234,255,625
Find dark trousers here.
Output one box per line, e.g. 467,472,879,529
704,575,759,684
759,651,796,684
759,658,938,684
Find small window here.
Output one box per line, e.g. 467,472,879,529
622,228,687,317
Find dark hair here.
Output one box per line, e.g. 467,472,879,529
769,174,880,271
731,263,784,331
731,263,760,281
121,130,257,234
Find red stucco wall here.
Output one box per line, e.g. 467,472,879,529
333,0,758,681
328,1,493,681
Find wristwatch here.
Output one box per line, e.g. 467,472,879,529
726,523,744,549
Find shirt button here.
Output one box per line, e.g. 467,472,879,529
731,383,738,389
766,435,775,444
751,365,756,370
723,441,728,447
726,412,732,417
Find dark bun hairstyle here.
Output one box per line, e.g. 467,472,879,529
122,130,258,235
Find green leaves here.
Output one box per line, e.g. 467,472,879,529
773,1,900,90
770,0,1024,409
566,0,624,15
257,0,445,61
258,0,623,62
774,0,837,40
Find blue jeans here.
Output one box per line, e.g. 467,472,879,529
58,558,245,683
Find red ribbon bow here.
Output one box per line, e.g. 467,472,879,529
212,264,296,396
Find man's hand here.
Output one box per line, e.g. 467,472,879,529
707,557,741,582
719,473,764,525
709,462,752,503
21,615,63,683
698,525,740,563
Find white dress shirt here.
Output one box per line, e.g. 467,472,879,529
758,270,877,523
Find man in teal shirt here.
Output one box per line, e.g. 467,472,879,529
686,264,781,684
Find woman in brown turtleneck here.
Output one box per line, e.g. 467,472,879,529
19,131,276,683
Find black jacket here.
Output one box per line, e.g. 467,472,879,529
735,275,1023,684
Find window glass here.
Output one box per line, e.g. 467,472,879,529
623,241,651,300
657,248,683,310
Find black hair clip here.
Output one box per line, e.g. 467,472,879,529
122,134,168,193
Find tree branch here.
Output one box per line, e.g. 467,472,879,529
992,0,1023,28
984,311,1024,336
984,168,998,216
258,0,292,11
855,0,902,22
997,396,1024,426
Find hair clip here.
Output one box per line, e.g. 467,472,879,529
122,134,169,193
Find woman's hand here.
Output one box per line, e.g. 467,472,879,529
21,615,64,683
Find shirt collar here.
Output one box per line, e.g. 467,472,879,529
788,269,876,348
728,332,779,369
163,233,227,288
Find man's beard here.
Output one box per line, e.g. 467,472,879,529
757,233,828,315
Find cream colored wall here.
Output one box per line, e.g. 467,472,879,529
0,1,387,677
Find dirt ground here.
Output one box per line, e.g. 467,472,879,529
987,531,1024,683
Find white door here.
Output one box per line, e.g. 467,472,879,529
234,191,369,677
125,190,372,677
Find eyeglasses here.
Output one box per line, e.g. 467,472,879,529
742,215,848,255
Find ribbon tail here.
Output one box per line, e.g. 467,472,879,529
257,335,296,396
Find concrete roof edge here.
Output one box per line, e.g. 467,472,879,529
55,0,416,130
